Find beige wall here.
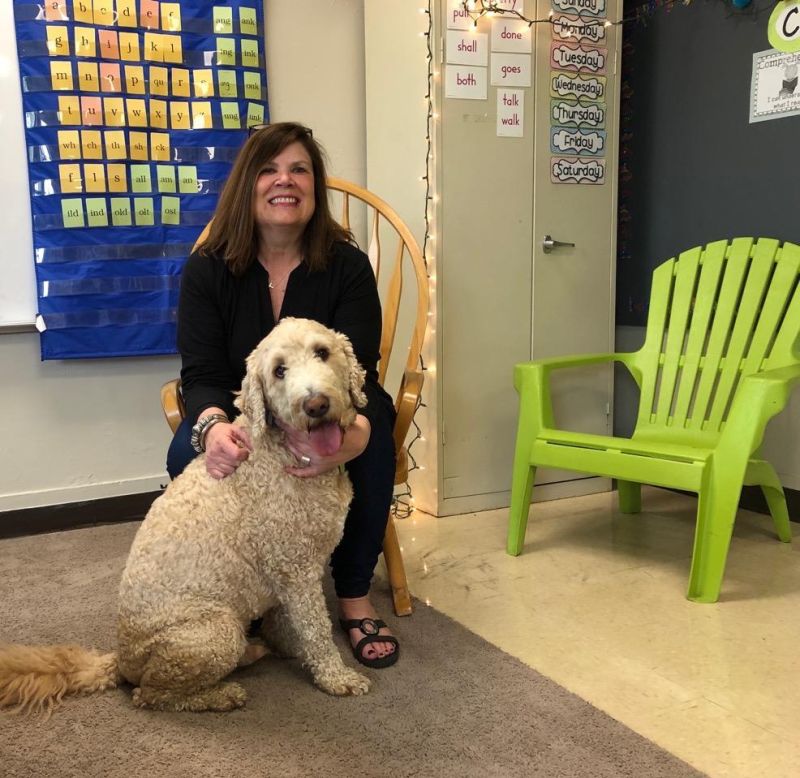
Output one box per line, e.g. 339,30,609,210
0,0,368,513
265,0,366,185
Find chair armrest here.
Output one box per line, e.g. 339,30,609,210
514,352,638,390
393,368,424,457
160,378,186,434
513,353,636,431
720,364,800,455
742,364,800,389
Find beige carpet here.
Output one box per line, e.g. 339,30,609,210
0,522,704,778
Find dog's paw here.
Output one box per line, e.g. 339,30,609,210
314,667,371,697
213,682,248,711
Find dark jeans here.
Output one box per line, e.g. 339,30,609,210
166,408,396,599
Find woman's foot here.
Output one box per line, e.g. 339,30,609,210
338,595,398,666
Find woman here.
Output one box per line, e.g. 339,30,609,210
166,122,399,668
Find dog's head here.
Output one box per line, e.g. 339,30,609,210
235,318,367,450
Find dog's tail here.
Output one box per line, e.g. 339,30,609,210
0,643,120,717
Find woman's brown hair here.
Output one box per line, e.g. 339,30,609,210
198,122,351,275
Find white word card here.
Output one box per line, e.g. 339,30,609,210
447,30,488,67
491,19,532,53
446,0,473,30
445,65,488,100
497,89,524,136
490,53,531,87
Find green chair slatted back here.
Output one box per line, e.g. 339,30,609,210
634,238,800,447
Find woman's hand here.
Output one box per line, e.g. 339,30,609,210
204,421,253,479
280,414,371,478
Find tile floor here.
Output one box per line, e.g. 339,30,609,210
387,486,800,778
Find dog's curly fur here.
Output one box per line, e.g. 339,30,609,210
0,318,371,714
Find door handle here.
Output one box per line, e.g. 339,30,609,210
543,235,576,253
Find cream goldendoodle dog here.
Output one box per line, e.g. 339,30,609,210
0,318,372,714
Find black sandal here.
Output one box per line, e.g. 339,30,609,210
339,617,400,669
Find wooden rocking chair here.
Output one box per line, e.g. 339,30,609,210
161,178,429,616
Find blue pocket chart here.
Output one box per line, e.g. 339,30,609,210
12,0,268,359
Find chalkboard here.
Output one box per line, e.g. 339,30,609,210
617,2,800,327
0,0,37,328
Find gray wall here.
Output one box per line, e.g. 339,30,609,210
617,2,800,325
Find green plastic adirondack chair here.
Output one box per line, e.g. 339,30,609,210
508,237,800,603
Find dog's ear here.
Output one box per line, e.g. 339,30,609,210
235,353,268,440
337,332,367,409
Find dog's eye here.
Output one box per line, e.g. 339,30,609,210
314,347,329,362
274,364,286,379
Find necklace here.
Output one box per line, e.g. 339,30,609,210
268,268,293,291
266,261,299,291
259,251,301,291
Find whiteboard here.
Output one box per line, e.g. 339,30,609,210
0,1,37,328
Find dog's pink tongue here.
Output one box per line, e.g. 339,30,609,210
309,422,344,456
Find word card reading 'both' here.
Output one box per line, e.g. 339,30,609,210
445,65,488,100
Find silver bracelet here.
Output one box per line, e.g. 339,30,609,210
190,413,229,453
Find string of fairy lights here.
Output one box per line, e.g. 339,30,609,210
460,0,698,28
462,0,781,25
391,2,436,520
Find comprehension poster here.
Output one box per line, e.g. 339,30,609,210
13,0,268,358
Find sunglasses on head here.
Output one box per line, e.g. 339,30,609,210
247,123,313,138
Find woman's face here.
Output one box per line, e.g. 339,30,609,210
253,141,316,235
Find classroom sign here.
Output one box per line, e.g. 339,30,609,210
769,1,800,53
13,0,268,359
548,0,608,184
750,48,800,123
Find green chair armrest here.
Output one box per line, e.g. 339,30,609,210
514,352,638,391
719,364,800,456
513,353,638,430
743,363,800,389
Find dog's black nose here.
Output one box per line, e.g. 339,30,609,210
303,394,330,418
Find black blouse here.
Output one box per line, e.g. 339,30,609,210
176,240,393,426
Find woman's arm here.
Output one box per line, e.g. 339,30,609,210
177,252,239,422
178,254,252,479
